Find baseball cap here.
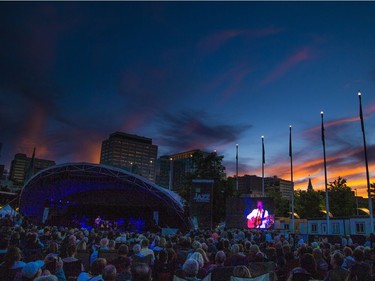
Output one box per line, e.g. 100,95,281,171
22,260,45,279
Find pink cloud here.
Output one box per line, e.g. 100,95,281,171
260,47,312,86
198,28,283,54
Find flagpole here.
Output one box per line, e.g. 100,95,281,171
321,112,330,235
289,125,295,234
236,144,239,192
358,91,374,232
262,136,265,197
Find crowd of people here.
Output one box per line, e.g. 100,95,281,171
1,213,375,281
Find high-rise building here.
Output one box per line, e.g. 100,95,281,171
9,153,55,186
264,176,294,199
236,175,263,196
156,149,210,192
100,132,157,181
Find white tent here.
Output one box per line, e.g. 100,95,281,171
0,204,18,217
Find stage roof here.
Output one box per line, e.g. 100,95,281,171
19,162,190,230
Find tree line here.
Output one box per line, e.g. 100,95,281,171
180,151,375,225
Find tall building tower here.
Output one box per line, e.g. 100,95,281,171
156,149,210,192
265,176,294,199
9,152,55,186
100,132,157,181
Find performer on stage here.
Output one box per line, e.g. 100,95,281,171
94,216,101,228
247,200,270,229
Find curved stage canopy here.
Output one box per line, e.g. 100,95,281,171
19,163,191,231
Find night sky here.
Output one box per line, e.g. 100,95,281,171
1,2,375,196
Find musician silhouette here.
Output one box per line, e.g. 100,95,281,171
247,200,269,228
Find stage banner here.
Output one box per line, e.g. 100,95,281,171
190,179,214,230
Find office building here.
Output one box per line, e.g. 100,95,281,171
9,153,55,186
264,176,294,199
156,149,211,192
100,132,157,181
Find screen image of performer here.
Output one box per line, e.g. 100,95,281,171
246,200,269,228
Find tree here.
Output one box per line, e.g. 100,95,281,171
265,188,290,217
327,176,355,216
294,189,323,218
370,182,375,199
180,151,230,225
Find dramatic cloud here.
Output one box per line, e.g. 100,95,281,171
155,111,252,154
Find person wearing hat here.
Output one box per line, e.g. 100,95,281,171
21,260,44,281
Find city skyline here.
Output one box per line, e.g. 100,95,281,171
1,2,375,196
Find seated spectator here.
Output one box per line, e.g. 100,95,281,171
0,246,26,281
43,254,67,281
349,248,372,281
103,264,117,281
324,252,349,281
190,252,207,279
233,265,251,278
312,247,328,279
131,263,152,281
90,238,110,265
195,248,210,269
207,250,226,272
114,233,127,247
287,253,317,281
140,239,155,265
342,246,354,270
182,259,200,281
111,244,129,272
78,258,107,281
153,249,174,281
21,260,45,281
24,233,44,261
114,257,131,281
62,244,84,278
225,244,246,266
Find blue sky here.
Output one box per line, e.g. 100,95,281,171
1,2,375,196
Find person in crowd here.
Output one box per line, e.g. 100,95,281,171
349,248,372,281
140,238,155,265
0,246,26,281
287,253,317,281
312,247,329,279
111,244,129,272
114,256,131,281
43,254,67,281
62,244,84,278
20,260,45,281
103,264,117,281
233,265,252,278
324,252,349,281
207,250,226,272
153,249,174,281
190,252,207,279
90,238,110,265
131,263,152,281
182,259,200,281
342,246,355,270
78,258,107,281
225,243,246,266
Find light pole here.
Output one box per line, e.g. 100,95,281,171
236,144,239,192
355,188,359,216
168,157,173,190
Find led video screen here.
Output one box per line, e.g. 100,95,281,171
226,197,275,229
